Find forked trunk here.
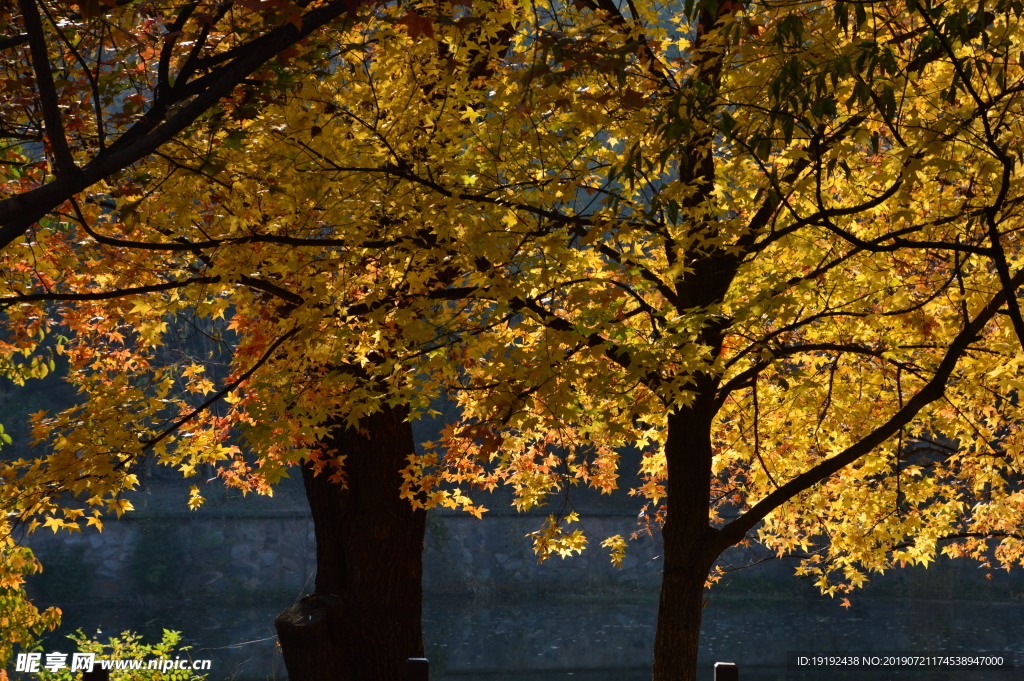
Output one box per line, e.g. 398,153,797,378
275,404,426,681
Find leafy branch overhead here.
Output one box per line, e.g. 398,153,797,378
0,0,372,250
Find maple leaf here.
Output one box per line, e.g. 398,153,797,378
397,12,435,40
619,88,646,109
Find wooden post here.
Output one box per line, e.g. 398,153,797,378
407,657,429,681
82,668,110,681
714,661,738,681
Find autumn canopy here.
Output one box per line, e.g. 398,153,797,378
4,0,1024,679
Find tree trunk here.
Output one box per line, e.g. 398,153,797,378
275,403,426,681
652,399,720,681
652,522,717,681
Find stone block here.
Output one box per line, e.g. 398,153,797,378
230,544,252,562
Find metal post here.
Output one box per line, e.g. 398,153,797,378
714,661,738,681
407,657,429,681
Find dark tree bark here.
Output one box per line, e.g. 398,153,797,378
652,396,721,681
275,403,426,681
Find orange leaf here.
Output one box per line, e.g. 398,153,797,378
620,88,646,109
398,12,435,39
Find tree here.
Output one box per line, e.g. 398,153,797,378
0,3,512,679
176,0,1024,679
0,0,391,667
392,2,1024,680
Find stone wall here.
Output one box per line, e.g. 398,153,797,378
25,477,662,606
27,511,317,605
26,471,1024,607
23,456,665,605
424,509,663,596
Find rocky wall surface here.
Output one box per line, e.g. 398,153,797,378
424,509,663,596
25,470,1024,608
25,498,662,606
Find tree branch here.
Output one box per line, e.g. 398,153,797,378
0,0,363,251
0,277,221,308
715,266,1024,552
140,328,301,454
0,33,29,51
17,0,77,177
